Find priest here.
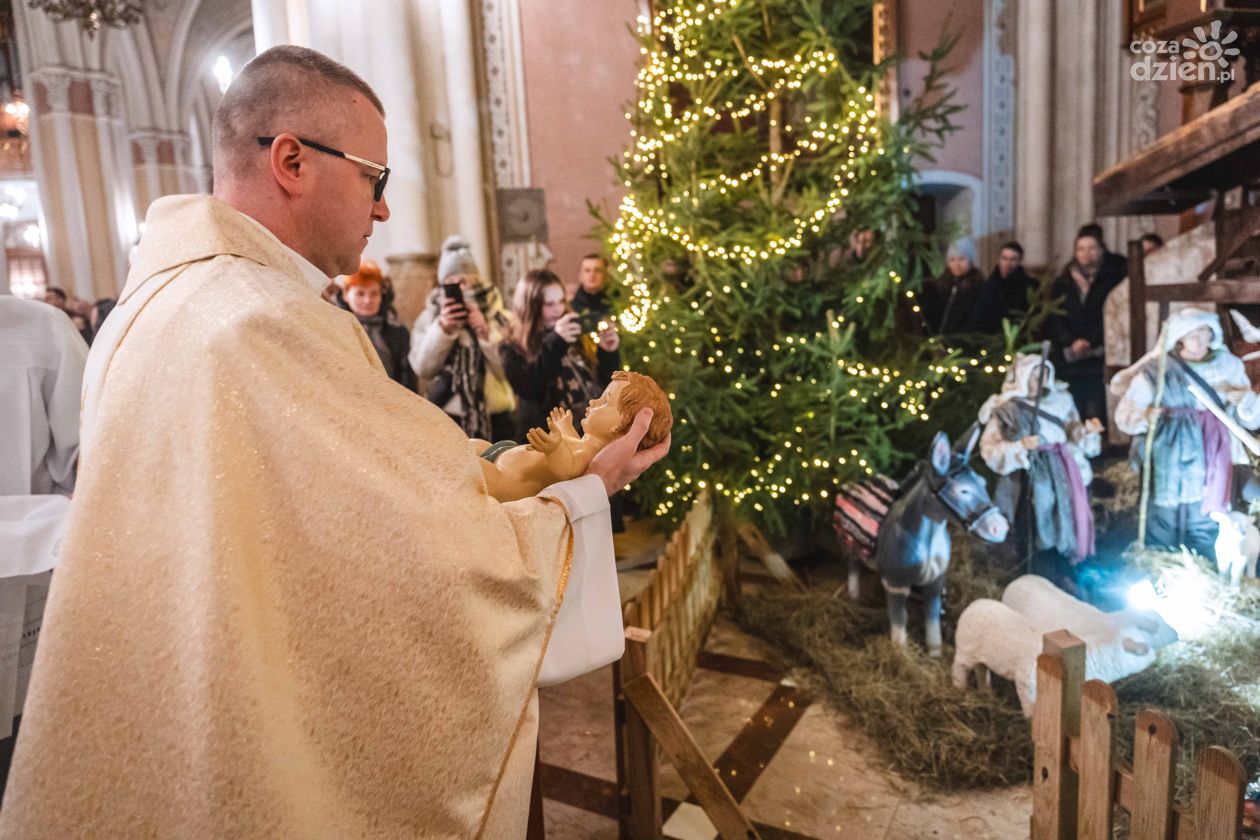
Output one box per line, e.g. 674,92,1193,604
0,46,667,839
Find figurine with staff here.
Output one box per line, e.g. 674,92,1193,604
978,343,1103,589
1111,307,1260,559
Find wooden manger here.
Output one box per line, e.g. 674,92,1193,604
1032,631,1249,840
611,492,758,840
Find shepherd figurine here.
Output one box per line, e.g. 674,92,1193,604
978,353,1103,588
1111,307,1260,559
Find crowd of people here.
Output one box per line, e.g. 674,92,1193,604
917,223,1165,426
23,237,622,468
29,220,1170,458
314,239,623,453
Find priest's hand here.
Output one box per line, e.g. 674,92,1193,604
586,408,671,496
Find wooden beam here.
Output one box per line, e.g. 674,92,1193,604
1199,199,1260,283
1033,652,1072,840
1144,279,1260,304
1193,747,1245,840
620,628,661,840
1067,739,1199,840
623,673,761,840
1077,681,1117,840
1131,710,1178,840
1093,85,1260,216
1130,240,1149,363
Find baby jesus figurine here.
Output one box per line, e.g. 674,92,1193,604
475,371,673,503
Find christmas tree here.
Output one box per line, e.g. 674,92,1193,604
599,0,996,537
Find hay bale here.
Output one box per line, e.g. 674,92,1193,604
736,586,1032,790
1111,548,1260,802
736,539,1260,800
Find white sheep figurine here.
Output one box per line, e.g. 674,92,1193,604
1211,510,1260,589
951,599,1044,715
952,597,1158,717
1001,574,1178,649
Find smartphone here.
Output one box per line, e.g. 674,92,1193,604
442,282,465,306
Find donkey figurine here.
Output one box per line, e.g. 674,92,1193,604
842,429,1009,654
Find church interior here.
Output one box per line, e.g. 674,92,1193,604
7,0,1260,838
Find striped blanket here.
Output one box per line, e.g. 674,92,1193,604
833,474,900,559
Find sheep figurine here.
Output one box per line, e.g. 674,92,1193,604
952,597,1158,717
1001,574,1178,649
1211,510,1260,589
951,599,1044,715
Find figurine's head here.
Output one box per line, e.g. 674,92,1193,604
1164,307,1223,363
584,371,672,449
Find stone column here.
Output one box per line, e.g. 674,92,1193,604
130,130,196,216
27,68,130,299
1014,0,1054,268
384,251,438,330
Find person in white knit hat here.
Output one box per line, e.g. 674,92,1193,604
408,234,516,440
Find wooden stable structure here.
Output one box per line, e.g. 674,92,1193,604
1095,84,1260,360
1097,1,1260,360
611,493,756,840
1032,631,1248,840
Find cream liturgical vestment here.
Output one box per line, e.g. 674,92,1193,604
0,195,601,839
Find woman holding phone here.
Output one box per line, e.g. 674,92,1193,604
409,236,516,440
501,268,621,442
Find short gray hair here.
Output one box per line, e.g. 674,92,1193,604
212,45,384,178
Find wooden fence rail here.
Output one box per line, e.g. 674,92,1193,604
611,493,759,840
1032,631,1247,840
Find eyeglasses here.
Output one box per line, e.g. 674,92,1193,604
257,135,390,202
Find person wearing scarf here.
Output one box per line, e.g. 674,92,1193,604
1112,307,1260,558
979,354,1102,587
974,240,1038,333
409,236,516,441
1048,230,1125,420
340,260,415,391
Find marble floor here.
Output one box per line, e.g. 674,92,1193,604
534,523,1032,840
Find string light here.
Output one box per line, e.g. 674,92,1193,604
619,0,1004,518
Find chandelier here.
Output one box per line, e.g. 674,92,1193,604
26,0,142,38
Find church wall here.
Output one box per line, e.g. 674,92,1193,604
896,0,985,181
517,0,641,288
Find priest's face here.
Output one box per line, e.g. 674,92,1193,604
584,381,627,442
308,95,391,277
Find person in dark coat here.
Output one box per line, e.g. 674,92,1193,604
975,240,1038,333
1048,231,1125,420
340,260,416,391
570,254,612,323
920,237,988,336
1078,222,1128,280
